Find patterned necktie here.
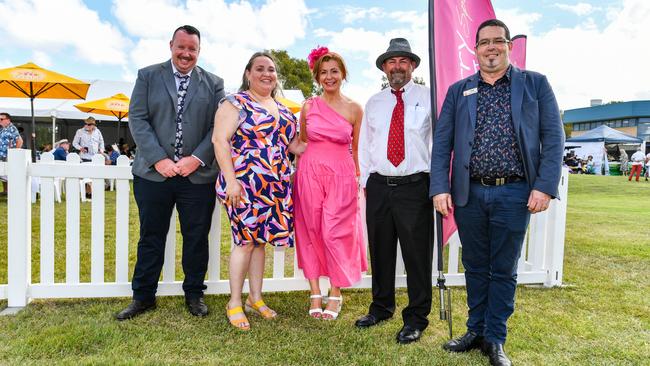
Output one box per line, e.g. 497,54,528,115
387,89,405,167
174,72,190,161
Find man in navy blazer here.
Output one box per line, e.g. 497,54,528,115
430,19,564,366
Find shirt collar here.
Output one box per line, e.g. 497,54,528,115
170,60,193,78
390,79,415,94
479,64,512,84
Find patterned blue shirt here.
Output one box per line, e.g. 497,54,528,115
0,123,21,160
469,67,524,179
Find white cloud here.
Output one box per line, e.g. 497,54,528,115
340,6,385,24
315,8,431,104
113,0,310,88
524,0,650,110
32,51,52,68
0,0,130,66
554,2,599,16
495,8,542,36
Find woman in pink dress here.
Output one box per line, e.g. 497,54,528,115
294,47,367,320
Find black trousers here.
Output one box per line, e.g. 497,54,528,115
131,175,216,302
365,173,433,330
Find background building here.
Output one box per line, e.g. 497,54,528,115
563,100,650,143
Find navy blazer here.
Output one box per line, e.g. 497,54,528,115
429,66,564,207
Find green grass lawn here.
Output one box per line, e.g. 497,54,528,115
0,175,649,365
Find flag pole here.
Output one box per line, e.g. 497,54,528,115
428,0,452,339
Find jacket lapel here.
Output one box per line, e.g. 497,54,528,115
510,66,524,133
466,74,479,130
161,61,177,104
183,67,201,108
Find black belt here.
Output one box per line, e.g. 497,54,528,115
369,172,428,187
471,176,524,186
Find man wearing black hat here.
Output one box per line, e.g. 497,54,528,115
356,38,433,344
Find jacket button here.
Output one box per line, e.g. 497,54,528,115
464,164,469,169
468,141,473,146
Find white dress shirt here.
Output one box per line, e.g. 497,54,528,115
630,151,645,165
72,127,104,160
171,60,192,90
359,79,432,187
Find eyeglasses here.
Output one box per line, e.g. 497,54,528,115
476,38,510,48
85,123,94,126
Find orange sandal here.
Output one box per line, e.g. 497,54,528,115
226,305,250,331
245,299,277,319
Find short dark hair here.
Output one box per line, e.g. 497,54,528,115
475,19,511,45
172,25,201,42
0,112,11,120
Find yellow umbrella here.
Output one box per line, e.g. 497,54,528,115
0,62,90,160
277,96,302,114
74,93,129,141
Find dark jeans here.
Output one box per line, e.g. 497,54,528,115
131,175,216,302
365,173,433,330
455,180,531,344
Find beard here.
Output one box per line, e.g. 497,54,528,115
388,70,408,87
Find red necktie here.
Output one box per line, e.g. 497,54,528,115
387,89,405,167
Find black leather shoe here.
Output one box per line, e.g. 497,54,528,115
483,342,512,366
186,297,209,317
355,313,389,328
442,330,484,352
396,325,423,344
115,300,156,321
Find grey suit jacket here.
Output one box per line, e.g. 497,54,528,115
128,60,225,184
430,66,565,207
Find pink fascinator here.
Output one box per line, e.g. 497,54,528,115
307,46,330,70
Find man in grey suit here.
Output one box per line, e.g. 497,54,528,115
117,25,225,320
430,19,564,365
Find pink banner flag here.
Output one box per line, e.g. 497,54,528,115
430,0,496,245
510,35,527,69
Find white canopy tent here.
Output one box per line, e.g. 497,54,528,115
566,125,644,175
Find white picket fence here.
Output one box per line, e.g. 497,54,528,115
0,148,568,309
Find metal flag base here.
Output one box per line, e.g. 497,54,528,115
435,210,453,339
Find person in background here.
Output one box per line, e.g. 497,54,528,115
52,139,70,161
0,112,24,194
72,116,105,162
644,153,650,182
120,143,133,159
293,47,366,320
106,144,121,165
585,155,595,174
619,149,629,176
629,147,644,182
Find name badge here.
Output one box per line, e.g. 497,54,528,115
463,88,478,96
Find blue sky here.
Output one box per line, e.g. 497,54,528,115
1,0,648,110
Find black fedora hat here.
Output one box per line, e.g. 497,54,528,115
375,38,421,70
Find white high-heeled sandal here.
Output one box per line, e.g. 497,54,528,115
308,294,323,318
322,295,342,320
